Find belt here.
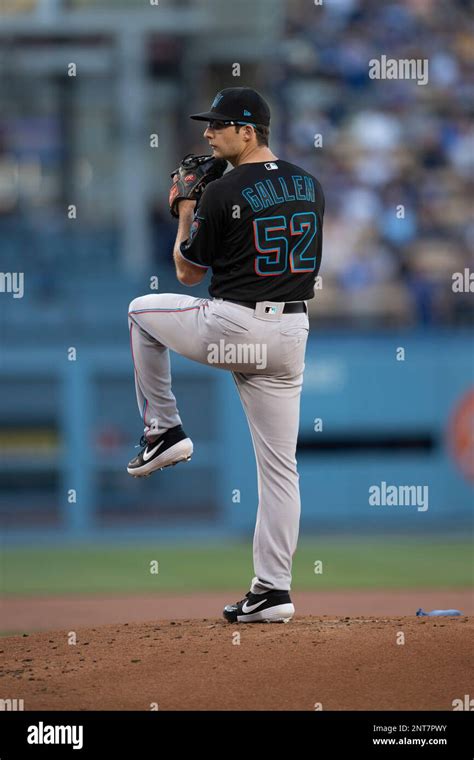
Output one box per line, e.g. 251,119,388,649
223,299,307,314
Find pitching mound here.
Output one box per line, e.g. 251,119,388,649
1,615,471,711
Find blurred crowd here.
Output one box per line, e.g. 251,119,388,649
1,0,472,330
271,0,473,325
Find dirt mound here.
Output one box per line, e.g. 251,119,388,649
1,615,471,711
3,589,472,633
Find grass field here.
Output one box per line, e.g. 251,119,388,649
1,538,472,596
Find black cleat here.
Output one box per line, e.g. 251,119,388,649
127,424,193,478
223,590,295,624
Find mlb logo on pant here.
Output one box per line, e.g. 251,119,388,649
265,305,278,314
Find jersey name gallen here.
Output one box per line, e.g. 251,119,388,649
242,175,316,212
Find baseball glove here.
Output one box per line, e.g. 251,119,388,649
168,153,227,218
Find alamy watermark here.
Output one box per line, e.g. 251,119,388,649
207,340,267,369
369,55,429,86
452,694,474,710
452,268,473,293
369,481,429,512
0,698,24,710
27,722,83,749
0,272,24,298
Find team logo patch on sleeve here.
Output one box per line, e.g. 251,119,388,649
190,218,201,239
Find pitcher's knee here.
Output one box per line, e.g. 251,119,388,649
128,293,156,317
128,296,142,316
128,293,173,317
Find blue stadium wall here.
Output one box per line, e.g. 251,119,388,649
1,331,472,540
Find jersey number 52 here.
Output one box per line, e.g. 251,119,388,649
253,212,318,276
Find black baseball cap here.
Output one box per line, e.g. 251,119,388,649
189,87,271,127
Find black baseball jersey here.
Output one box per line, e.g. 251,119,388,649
179,159,324,301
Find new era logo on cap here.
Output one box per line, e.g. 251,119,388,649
189,88,271,127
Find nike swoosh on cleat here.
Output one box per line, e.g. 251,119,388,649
241,598,268,613
142,440,164,462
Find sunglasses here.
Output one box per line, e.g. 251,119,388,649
206,119,257,130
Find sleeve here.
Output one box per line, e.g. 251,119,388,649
179,183,226,269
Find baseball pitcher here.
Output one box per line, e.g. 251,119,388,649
127,87,325,623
